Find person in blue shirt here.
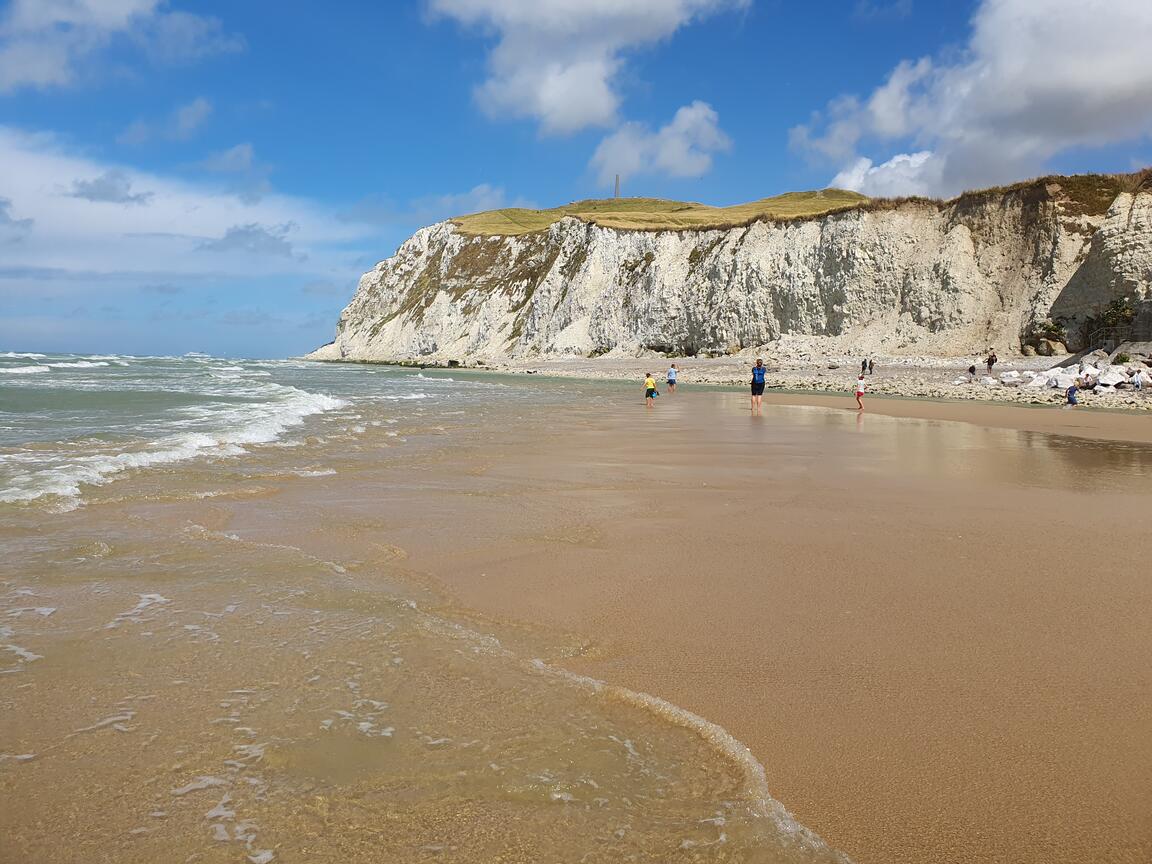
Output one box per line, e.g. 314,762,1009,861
666,363,678,393
750,358,767,414
1065,379,1079,408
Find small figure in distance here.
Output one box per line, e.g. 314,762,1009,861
644,372,658,408
861,358,868,376
986,350,997,375
1064,378,1080,409
666,363,678,393
968,363,977,381
855,374,867,410
868,358,875,375
750,358,767,415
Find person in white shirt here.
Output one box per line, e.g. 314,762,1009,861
855,374,866,410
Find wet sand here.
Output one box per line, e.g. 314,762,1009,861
366,389,1152,864
5,374,1151,863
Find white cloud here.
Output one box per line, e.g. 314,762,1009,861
0,125,372,282
830,151,938,197
792,0,1152,196
0,0,242,93
120,96,213,145
428,0,748,135
591,100,730,186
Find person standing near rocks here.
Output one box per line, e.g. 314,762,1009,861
666,363,678,393
986,351,998,375
1065,378,1080,408
750,358,767,415
968,363,977,381
855,374,867,410
861,358,868,376
868,358,875,375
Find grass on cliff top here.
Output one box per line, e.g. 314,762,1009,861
450,189,870,236
449,168,1152,237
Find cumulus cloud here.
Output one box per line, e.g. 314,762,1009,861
119,96,213,145
0,0,242,93
428,0,748,134
791,0,1152,196
0,125,371,280
591,100,730,186
67,170,154,205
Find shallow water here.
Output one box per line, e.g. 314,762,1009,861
1,355,849,863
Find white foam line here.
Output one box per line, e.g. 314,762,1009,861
407,603,850,861
0,365,49,374
1,386,347,506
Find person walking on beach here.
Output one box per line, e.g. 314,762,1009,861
750,358,767,414
644,372,658,407
868,358,875,375
968,363,977,381
861,358,868,376
986,351,997,375
855,374,867,410
666,363,678,393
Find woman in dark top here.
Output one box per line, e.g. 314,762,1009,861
750,358,767,415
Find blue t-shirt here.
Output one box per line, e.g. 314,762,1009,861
751,366,766,384
667,367,677,381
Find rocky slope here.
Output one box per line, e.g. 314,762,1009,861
310,176,1152,362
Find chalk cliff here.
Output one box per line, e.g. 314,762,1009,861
310,176,1152,361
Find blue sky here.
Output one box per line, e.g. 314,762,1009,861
2,0,1151,358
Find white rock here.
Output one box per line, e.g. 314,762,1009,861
310,191,1152,362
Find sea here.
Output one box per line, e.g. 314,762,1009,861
0,352,849,864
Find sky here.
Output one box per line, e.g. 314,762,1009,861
2,0,1151,358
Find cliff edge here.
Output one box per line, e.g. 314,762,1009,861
310,172,1152,362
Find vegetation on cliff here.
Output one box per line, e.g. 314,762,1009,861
449,169,1152,238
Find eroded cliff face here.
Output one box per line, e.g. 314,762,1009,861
311,185,1152,361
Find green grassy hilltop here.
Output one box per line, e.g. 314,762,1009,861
448,171,1151,238
450,189,870,236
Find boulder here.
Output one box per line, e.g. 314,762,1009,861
1021,345,1038,357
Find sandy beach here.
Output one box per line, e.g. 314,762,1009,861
464,350,1152,413
4,362,1150,864
270,380,1151,864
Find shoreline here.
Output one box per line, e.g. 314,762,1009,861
305,356,1152,444
303,351,1152,410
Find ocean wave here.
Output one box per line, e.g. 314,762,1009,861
1,352,47,359
1,365,49,374
0,388,348,506
46,361,111,369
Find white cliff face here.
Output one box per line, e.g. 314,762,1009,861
311,187,1152,361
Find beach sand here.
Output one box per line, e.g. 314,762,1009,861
286,387,1151,864
5,375,1150,863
